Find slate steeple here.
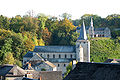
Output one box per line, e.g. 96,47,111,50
78,20,87,40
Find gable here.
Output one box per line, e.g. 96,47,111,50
30,53,44,61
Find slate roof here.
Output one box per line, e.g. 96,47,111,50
33,46,76,53
47,58,75,63
25,70,62,80
64,62,120,80
0,64,25,77
78,21,87,40
95,27,106,31
24,51,33,57
76,26,108,31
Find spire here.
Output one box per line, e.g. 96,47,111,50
78,20,87,40
91,17,93,27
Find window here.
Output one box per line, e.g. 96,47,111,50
65,54,67,58
40,54,42,56
64,64,66,67
58,64,60,67
53,54,55,58
47,54,49,58
59,54,61,58
70,54,72,58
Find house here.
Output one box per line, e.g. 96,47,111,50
23,53,57,71
0,64,25,80
0,64,62,80
23,21,90,74
24,70,62,80
64,62,120,80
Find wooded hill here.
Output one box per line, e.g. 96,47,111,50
0,13,120,66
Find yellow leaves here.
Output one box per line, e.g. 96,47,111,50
58,19,75,33
24,40,35,51
38,38,45,46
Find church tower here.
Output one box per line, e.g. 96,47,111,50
89,17,94,38
76,21,90,62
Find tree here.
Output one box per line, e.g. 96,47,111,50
38,13,48,30
51,18,76,45
0,38,13,60
64,61,72,78
3,52,14,64
60,13,72,20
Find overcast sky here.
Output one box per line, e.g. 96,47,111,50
0,0,120,19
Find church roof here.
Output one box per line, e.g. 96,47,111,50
33,46,76,53
95,27,106,31
24,51,33,57
78,21,87,40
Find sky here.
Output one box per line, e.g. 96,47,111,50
0,0,120,20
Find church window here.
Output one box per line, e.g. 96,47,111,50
53,54,55,58
65,54,67,58
58,64,60,67
47,54,49,58
64,64,66,67
59,54,61,58
70,54,72,58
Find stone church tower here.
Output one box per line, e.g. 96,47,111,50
88,17,94,38
76,21,90,62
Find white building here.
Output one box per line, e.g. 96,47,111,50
23,21,90,74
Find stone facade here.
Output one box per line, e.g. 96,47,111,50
23,21,90,74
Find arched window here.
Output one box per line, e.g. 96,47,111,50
47,54,49,58
58,64,60,67
65,54,67,58
64,64,66,67
53,54,55,58
59,54,61,58
70,54,72,58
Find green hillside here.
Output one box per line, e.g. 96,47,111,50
90,37,120,62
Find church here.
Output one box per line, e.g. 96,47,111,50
23,21,90,74
76,18,111,38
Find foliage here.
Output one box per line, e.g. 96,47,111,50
0,13,120,67
90,37,120,62
64,62,72,78
50,18,77,45
3,52,14,64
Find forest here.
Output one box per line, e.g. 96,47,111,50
0,13,120,66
